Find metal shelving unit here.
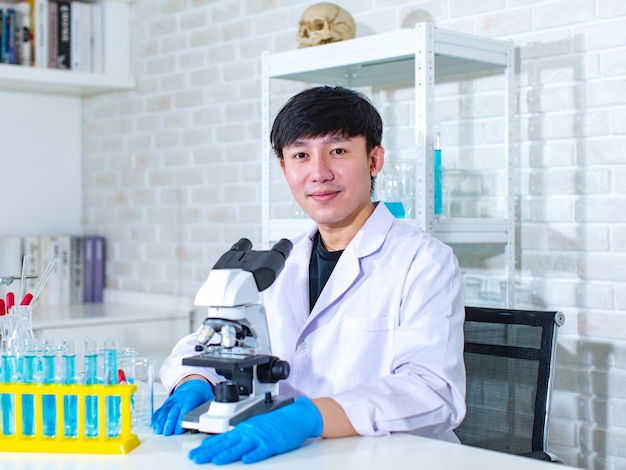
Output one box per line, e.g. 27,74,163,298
261,22,515,306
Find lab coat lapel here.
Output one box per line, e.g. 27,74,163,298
278,226,316,326
308,203,393,320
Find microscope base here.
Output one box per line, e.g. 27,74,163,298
182,394,294,434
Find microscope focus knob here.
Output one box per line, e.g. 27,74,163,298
271,360,290,381
257,357,291,383
215,381,239,403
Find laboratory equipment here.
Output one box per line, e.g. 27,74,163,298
61,339,78,437
0,274,37,287
103,338,120,437
181,238,294,434
41,339,57,437
84,338,99,437
434,131,443,215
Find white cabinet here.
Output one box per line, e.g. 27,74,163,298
261,22,515,306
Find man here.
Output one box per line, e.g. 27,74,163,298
153,86,466,465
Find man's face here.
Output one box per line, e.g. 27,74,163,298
280,134,384,230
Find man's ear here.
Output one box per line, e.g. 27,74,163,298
370,145,385,177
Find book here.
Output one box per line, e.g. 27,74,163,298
69,235,83,304
82,235,94,302
56,235,71,305
32,0,48,68
0,8,6,64
70,0,90,72
1,7,16,64
38,235,61,306
82,235,105,303
48,0,58,67
90,1,102,73
22,235,41,296
92,235,104,303
15,2,32,66
56,0,70,69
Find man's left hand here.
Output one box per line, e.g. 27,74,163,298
188,396,323,465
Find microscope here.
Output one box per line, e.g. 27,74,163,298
181,238,294,434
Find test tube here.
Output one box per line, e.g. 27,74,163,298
1,338,16,436
41,339,57,437
84,338,99,438
20,337,38,436
103,338,120,437
61,338,77,438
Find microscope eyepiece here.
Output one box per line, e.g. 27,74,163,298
271,239,293,260
231,238,253,252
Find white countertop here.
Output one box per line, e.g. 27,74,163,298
0,431,578,469
31,302,191,330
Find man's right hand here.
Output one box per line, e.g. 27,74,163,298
152,379,214,435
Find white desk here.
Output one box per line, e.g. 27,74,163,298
0,432,578,469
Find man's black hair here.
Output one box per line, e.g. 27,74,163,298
270,86,383,160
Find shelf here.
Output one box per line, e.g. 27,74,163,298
433,217,509,244
0,64,135,96
263,27,509,87
267,217,509,245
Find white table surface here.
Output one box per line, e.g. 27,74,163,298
0,430,578,469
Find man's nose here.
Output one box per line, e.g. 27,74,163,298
310,155,333,182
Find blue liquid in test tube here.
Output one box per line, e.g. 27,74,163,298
84,339,99,438
104,339,120,437
21,338,38,436
61,339,77,438
1,342,16,436
41,340,57,437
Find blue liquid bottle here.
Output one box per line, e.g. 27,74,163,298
434,131,443,215
84,338,99,438
61,339,77,438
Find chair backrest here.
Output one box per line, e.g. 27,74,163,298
454,306,565,455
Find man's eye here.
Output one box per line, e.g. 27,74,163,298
332,148,346,155
293,152,307,159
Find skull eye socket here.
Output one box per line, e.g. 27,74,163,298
312,19,326,31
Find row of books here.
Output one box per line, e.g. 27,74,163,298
0,234,105,307
1,0,104,73
0,2,30,65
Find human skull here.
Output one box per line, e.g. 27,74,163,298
297,3,356,48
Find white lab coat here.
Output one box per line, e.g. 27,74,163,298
160,203,466,441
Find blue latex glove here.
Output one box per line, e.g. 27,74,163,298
188,396,323,465
152,380,214,435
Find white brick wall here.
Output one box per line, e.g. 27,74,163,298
81,1,626,467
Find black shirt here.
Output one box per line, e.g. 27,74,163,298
309,231,343,312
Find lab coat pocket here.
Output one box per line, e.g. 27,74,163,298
336,316,397,389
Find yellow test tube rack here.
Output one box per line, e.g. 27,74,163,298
0,382,140,454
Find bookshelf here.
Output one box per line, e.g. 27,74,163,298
0,0,134,96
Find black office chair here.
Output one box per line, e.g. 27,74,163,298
454,306,565,463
